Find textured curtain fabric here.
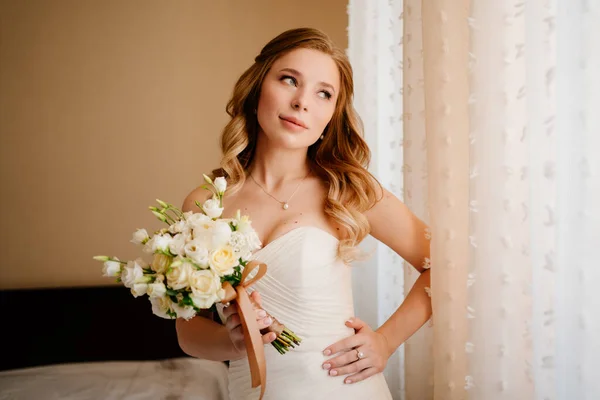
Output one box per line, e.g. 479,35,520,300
349,1,600,399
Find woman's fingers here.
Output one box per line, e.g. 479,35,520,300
225,314,241,332
262,331,277,345
257,316,273,330
251,291,263,308
222,303,238,319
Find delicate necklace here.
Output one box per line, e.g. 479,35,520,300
249,172,310,210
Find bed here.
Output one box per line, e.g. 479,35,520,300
0,286,229,399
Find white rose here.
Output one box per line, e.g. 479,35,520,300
209,246,239,277
190,293,219,309
131,283,148,298
202,198,224,219
191,249,209,267
166,260,193,290
212,221,232,248
121,259,149,288
152,234,173,253
150,296,174,319
168,234,187,256
214,177,227,194
172,303,196,320
130,229,150,245
147,282,167,298
188,269,223,309
102,260,122,277
183,240,209,267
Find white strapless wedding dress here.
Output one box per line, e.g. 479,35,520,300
219,226,392,400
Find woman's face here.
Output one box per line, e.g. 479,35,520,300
256,48,340,149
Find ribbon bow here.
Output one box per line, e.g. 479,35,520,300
221,260,268,399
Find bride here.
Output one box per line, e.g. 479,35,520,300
176,27,432,399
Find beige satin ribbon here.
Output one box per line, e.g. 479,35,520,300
221,260,267,399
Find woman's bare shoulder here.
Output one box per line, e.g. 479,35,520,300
182,186,212,213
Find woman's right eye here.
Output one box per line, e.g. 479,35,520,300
281,75,297,86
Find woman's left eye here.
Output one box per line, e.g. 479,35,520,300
318,90,332,100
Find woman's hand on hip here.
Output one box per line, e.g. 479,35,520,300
321,317,393,384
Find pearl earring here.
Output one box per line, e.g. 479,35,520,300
320,134,324,140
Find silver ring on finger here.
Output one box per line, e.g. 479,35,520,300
356,349,365,361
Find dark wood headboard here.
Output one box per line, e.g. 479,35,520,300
0,286,188,371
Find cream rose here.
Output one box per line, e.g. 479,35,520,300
150,296,173,319
151,253,172,274
172,303,196,320
147,282,167,299
188,269,223,309
131,283,148,298
166,260,193,290
209,246,239,277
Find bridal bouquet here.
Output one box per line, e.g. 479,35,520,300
93,174,301,355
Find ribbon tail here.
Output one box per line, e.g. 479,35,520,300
236,287,267,399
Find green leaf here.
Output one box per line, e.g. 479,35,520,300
166,289,178,296
182,294,193,306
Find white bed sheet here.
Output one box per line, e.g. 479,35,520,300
0,357,229,400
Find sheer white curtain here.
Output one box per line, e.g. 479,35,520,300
349,1,600,399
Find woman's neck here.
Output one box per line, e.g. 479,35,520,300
249,136,312,190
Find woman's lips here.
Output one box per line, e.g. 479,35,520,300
279,116,307,131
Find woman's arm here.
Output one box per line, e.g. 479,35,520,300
321,188,431,384
365,187,432,352
175,312,243,361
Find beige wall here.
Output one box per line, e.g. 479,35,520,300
0,0,348,289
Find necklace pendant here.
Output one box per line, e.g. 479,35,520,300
282,203,289,210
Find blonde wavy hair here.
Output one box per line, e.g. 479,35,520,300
213,28,382,263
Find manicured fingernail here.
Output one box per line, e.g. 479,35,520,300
329,370,338,376
345,379,352,384
257,310,267,318
264,317,272,325
346,318,354,324
322,363,331,370
323,349,331,356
